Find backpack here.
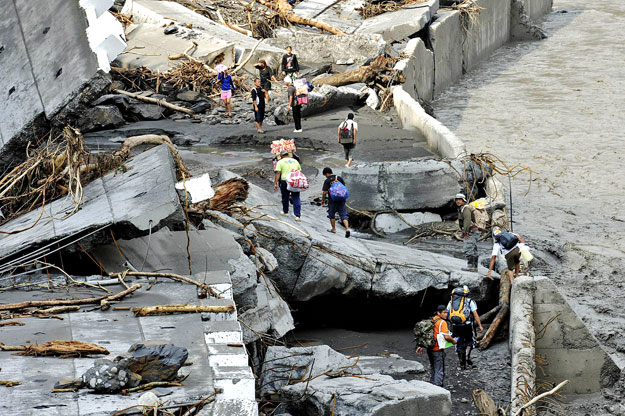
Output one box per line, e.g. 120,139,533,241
286,169,309,192
496,229,519,250
329,179,349,201
469,198,489,230
339,121,354,144
414,318,438,348
449,287,471,325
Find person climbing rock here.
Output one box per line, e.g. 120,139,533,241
416,305,457,387
486,227,525,283
455,193,480,272
321,167,350,238
447,286,483,370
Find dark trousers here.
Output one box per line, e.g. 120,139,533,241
279,180,301,217
427,348,446,387
292,105,302,130
452,323,474,353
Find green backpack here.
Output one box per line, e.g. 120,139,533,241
414,318,438,348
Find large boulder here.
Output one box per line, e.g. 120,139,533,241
274,85,362,125
340,159,490,212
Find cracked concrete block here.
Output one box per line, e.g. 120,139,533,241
430,10,463,97
395,38,434,102
356,1,439,42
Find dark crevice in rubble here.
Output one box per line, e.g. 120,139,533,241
291,286,499,330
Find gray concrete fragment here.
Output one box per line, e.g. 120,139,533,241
356,1,439,41
374,212,442,234
429,11,463,97
293,0,365,35
0,145,184,259
395,38,434,102
510,0,548,41
115,23,235,72
128,101,166,120
355,354,425,376
281,375,451,416
264,34,386,65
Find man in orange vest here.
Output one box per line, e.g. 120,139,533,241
417,305,457,387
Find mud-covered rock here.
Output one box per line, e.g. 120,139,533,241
127,342,188,383
75,105,125,132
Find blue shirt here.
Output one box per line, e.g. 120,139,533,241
218,73,234,92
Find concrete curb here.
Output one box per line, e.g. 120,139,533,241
509,275,536,416
392,86,466,158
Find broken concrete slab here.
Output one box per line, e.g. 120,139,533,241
227,172,493,302
115,23,235,72
122,0,283,71
340,160,486,212
0,0,124,165
356,354,425,376
281,375,451,415
395,38,434,102
356,0,440,41
264,33,386,65
0,145,183,260
429,10,463,97
374,212,443,234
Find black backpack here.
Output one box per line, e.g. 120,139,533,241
496,229,519,250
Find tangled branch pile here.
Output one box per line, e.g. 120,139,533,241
448,0,484,32
0,128,189,229
189,178,250,215
111,63,246,96
358,0,428,19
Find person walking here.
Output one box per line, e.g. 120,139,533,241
321,167,350,238
455,193,479,272
285,76,302,133
416,305,457,387
447,286,483,370
486,227,525,283
281,46,299,77
274,150,302,221
217,68,235,117
255,60,277,96
251,78,269,133
337,113,357,167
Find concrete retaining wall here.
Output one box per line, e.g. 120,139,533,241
509,276,620,414
430,11,463,96
395,38,434,102
521,0,553,21
393,86,465,158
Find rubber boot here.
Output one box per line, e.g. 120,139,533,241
461,258,474,272
472,256,479,271
466,347,474,368
457,352,467,370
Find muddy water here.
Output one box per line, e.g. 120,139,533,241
434,0,625,408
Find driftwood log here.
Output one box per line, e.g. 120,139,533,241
479,269,512,350
314,56,391,87
0,340,109,357
472,388,498,416
109,271,222,299
0,284,141,312
132,304,235,316
112,89,195,116
255,0,346,35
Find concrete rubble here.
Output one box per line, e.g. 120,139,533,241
261,345,446,415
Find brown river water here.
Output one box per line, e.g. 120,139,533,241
433,0,625,412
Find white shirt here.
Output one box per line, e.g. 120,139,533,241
340,119,358,131
491,233,520,257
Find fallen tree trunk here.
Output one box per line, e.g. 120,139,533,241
132,304,235,316
0,380,20,387
314,56,388,87
112,89,196,116
0,321,25,327
479,305,501,323
115,134,190,180
479,269,512,350
255,0,345,34
0,340,109,357
0,284,141,312
472,388,498,416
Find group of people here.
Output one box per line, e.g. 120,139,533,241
272,151,351,238
418,194,529,388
